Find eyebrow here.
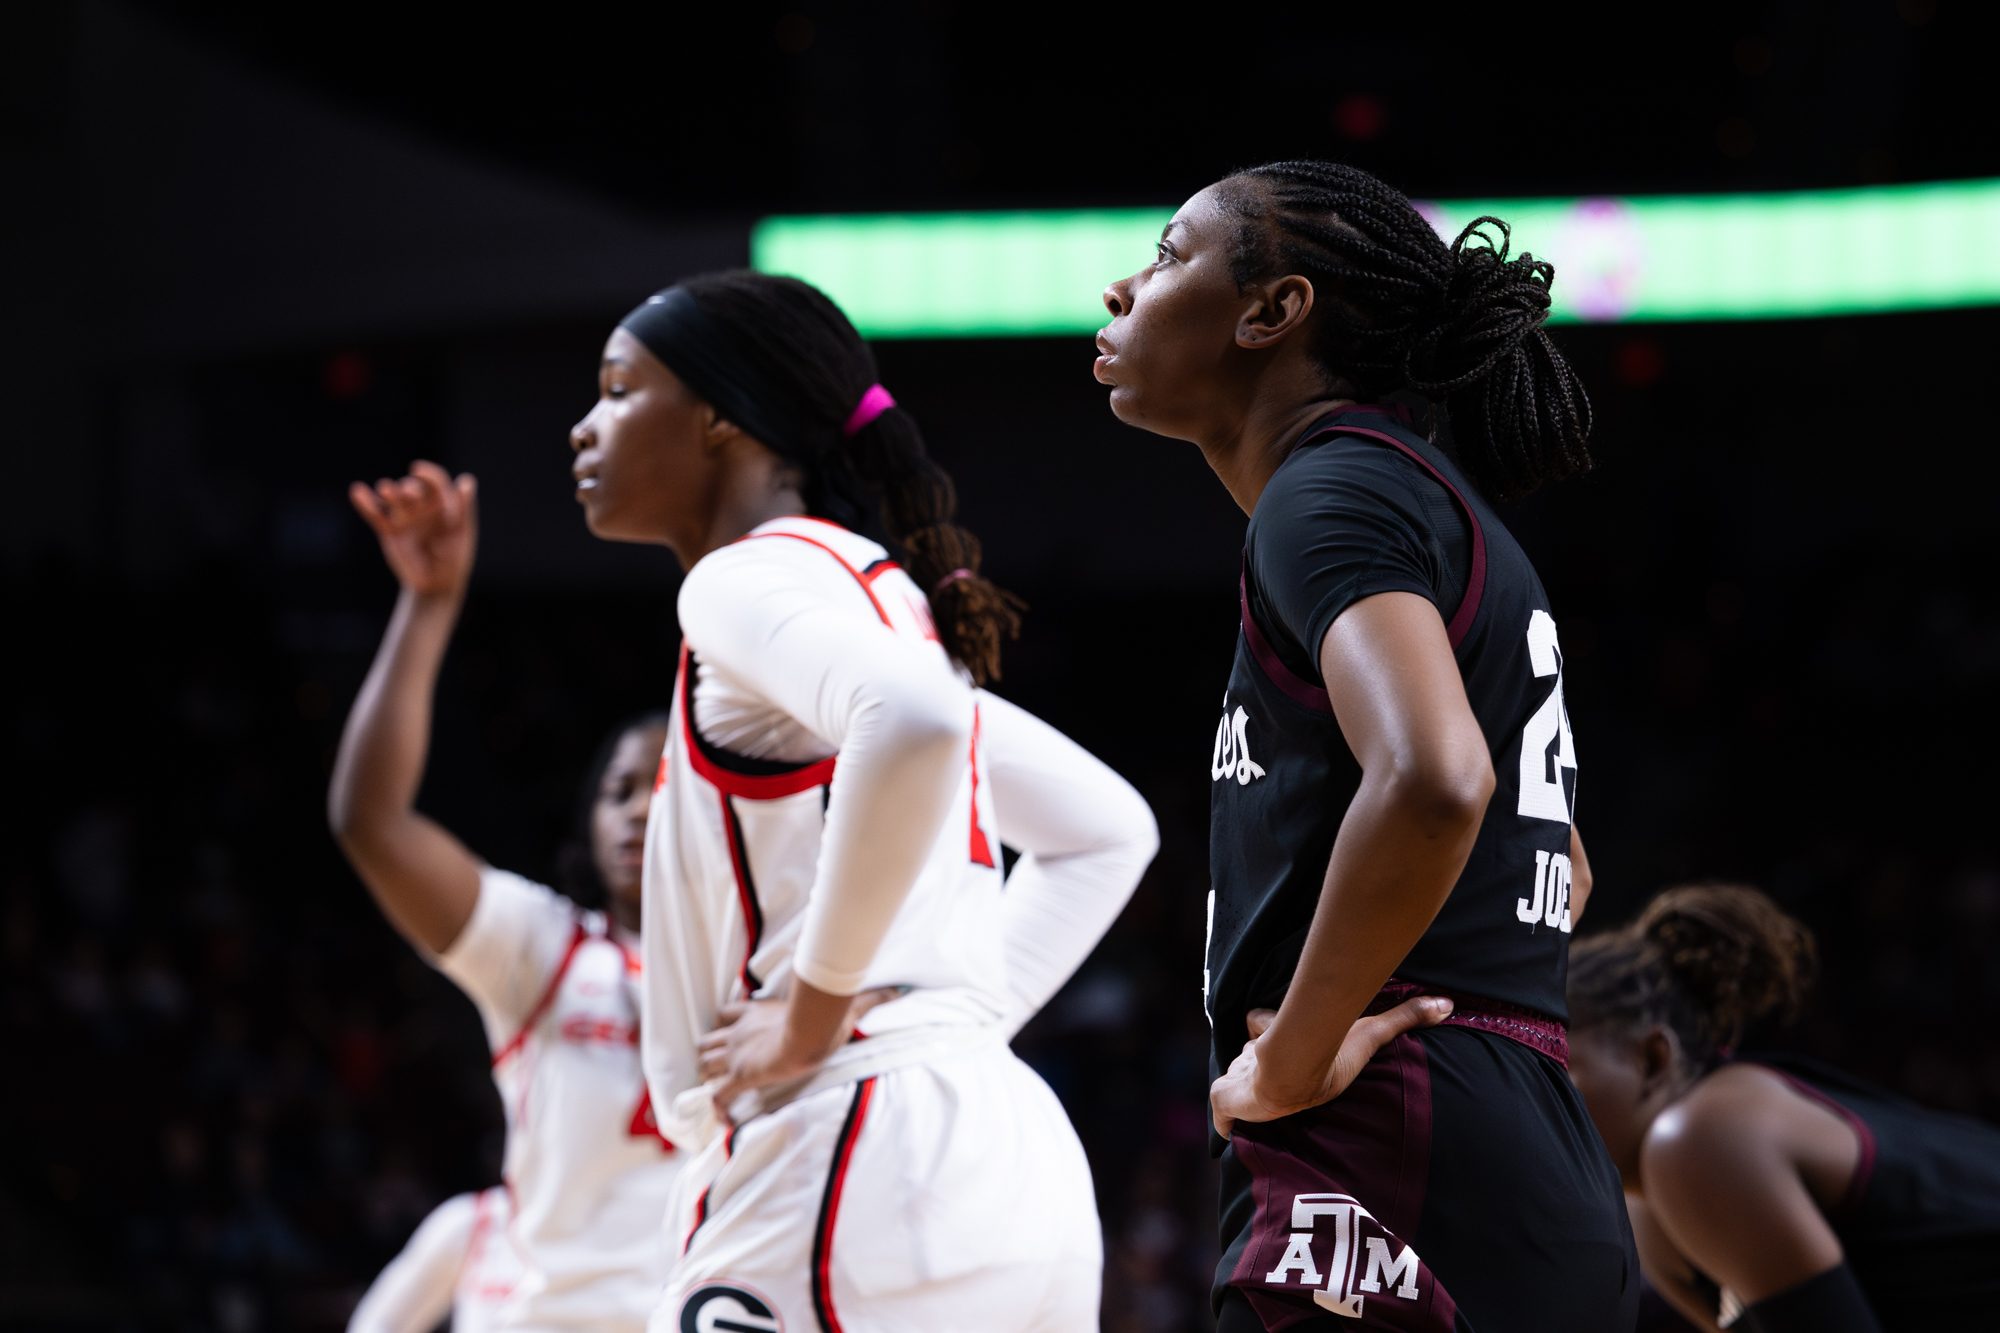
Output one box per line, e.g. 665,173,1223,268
601,355,632,369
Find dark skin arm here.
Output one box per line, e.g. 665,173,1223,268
1626,1192,1727,1332
327,461,484,956
1642,1064,1861,1306
1568,825,1594,925
1211,590,1491,1135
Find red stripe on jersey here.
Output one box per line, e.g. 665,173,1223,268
717,793,765,994
625,1084,675,1151
739,528,895,628
967,704,995,868
490,920,590,1069
677,641,838,799
682,1124,738,1254
810,1078,876,1333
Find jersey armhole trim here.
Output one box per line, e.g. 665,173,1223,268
490,918,590,1069
1742,1062,1879,1217
678,643,839,799
1239,564,1335,715
738,526,896,628
1300,422,1488,650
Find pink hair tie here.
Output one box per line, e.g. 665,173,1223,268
841,384,897,437
935,568,974,592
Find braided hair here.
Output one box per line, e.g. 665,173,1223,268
1568,884,1818,1072
679,271,1024,685
1218,161,1594,500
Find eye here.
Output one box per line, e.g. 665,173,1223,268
606,381,628,399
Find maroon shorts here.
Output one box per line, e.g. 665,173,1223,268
1214,985,1636,1333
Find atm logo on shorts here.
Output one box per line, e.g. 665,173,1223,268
679,1282,782,1333
1264,1193,1422,1319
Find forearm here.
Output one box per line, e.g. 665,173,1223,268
792,692,966,993
1258,769,1484,1096
329,588,460,842
327,588,480,953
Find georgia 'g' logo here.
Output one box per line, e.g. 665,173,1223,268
1212,700,1266,786
679,1282,782,1333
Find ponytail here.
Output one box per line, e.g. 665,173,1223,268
1220,161,1595,500
675,271,1023,684
1568,883,1817,1069
834,401,1025,685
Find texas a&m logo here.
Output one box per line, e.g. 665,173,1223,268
1264,1193,1422,1319
1212,698,1267,786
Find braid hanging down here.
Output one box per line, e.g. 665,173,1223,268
1220,160,1595,500
680,271,1024,685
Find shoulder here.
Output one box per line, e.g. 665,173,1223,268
1643,1064,1843,1195
680,519,888,615
1258,433,1427,522
439,867,577,992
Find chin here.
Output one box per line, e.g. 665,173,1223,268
583,503,641,544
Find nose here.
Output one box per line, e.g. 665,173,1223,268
1103,279,1131,318
569,418,591,454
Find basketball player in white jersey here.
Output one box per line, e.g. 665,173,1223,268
348,1186,524,1333
331,461,680,1333
570,272,1161,1332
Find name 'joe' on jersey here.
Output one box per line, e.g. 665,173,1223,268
1205,403,1579,1072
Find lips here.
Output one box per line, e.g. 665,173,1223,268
1093,331,1117,384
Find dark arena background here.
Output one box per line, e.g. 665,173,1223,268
5,3,2000,1331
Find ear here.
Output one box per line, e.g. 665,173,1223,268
1236,274,1315,349
1637,1026,1679,1090
698,402,745,454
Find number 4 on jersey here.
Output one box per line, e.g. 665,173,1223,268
1516,610,1577,823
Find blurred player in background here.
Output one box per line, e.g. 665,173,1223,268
1096,160,1634,1331
571,271,1159,1331
331,462,681,1333
1569,884,2000,1333
347,1186,522,1333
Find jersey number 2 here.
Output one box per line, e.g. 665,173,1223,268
1516,610,1577,823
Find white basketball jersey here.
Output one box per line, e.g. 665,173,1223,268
639,517,1012,1148
441,869,682,1333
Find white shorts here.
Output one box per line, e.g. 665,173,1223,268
656,1041,1102,1333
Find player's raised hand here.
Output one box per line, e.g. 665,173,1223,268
348,460,478,597
1210,995,1453,1140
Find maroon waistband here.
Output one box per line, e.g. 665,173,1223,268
1369,977,1569,1069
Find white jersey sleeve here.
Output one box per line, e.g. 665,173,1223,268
437,867,578,1044
975,689,1159,1033
677,538,973,996
346,1190,479,1333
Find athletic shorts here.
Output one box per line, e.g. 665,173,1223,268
656,1039,1102,1333
1215,1023,1637,1333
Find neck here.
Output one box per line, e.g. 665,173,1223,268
1197,392,1354,516
676,450,809,567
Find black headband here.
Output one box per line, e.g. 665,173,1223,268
618,286,827,467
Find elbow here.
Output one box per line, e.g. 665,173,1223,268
1379,744,1494,836
875,681,974,769
326,787,357,849
326,782,381,860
